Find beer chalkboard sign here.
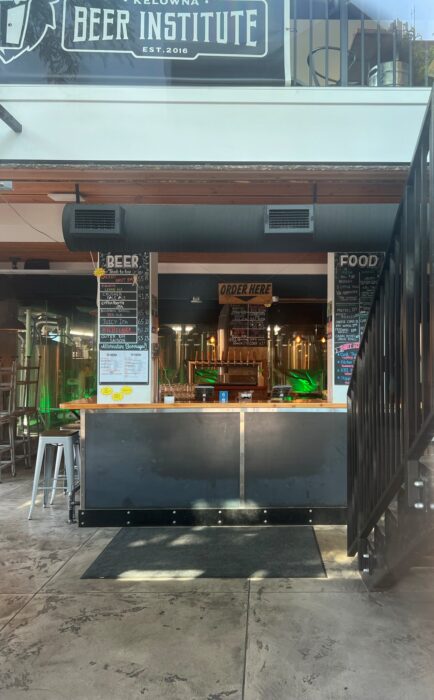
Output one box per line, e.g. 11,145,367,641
334,253,384,386
98,253,150,385
229,304,267,347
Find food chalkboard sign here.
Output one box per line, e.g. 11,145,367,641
229,305,268,347
334,253,384,386
98,253,150,386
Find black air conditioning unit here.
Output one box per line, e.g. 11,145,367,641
63,205,125,251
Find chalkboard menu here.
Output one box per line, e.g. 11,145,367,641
334,253,384,385
229,305,268,347
98,253,150,385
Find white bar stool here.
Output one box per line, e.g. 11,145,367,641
28,429,79,520
49,425,81,505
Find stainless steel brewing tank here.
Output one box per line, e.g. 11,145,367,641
38,340,74,414
368,61,409,87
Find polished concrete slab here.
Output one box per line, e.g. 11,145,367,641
0,591,247,699
244,589,434,700
0,595,32,632
1,468,434,700
0,517,97,594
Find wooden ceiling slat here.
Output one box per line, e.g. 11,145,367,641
3,181,313,195
74,195,316,204
0,243,91,262
0,196,314,204
0,195,401,204
4,180,404,196
159,252,327,264
0,181,403,204
0,242,327,265
0,165,406,205
0,196,51,203
317,182,404,196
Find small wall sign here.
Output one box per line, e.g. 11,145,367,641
98,252,150,399
219,282,273,305
334,252,384,386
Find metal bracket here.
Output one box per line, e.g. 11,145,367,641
0,105,22,134
358,537,373,574
68,483,81,523
407,460,425,509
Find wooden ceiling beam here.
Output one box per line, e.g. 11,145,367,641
0,164,409,183
0,178,404,204
0,242,327,265
0,180,404,194
0,164,406,206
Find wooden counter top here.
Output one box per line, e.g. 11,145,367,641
60,398,347,411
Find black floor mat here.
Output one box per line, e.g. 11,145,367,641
81,526,326,580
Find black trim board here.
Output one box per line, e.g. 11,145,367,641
78,507,347,527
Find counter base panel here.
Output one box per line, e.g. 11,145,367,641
84,412,240,509
245,413,346,506
78,507,347,528
81,409,347,519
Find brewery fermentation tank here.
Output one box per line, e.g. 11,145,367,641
368,61,409,87
38,340,74,416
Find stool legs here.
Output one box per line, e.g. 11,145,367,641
48,442,78,506
25,415,32,468
42,445,56,507
28,434,79,519
0,417,16,482
63,439,75,498
49,446,64,505
22,414,34,468
28,438,46,519
74,440,81,470
8,418,16,478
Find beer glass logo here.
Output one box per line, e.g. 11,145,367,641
0,0,57,63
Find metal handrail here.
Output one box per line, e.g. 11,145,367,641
347,88,434,564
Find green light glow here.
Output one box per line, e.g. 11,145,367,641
287,369,324,395
39,386,51,413
194,368,219,385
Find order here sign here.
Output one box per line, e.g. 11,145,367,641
219,282,273,305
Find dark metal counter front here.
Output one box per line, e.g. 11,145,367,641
78,406,347,526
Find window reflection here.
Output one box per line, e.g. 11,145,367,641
291,0,434,86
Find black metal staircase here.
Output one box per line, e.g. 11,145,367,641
348,89,434,588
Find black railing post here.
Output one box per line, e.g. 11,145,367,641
339,0,349,86
348,89,434,585
0,105,22,133
429,91,434,418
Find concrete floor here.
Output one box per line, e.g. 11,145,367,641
1,469,434,700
